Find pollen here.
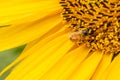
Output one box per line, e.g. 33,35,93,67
60,0,120,54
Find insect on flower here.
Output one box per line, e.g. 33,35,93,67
69,29,88,42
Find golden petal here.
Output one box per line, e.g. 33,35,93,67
40,45,90,80
68,51,103,80
0,23,70,76
91,53,113,80
0,1,61,25
0,13,62,52
5,34,74,80
101,54,120,80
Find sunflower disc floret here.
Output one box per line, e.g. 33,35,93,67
60,0,120,54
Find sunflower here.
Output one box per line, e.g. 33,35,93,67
0,0,120,80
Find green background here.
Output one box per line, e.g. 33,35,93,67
0,45,25,80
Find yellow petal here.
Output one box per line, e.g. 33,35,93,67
0,1,61,25
100,55,120,80
0,12,62,52
6,34,74,80
0,0,40,3
0,23,70,76
68,51,103,80
91,53,113,80
102,54,120,80
40,45,90,80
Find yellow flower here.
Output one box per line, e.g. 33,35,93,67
0,0,120,80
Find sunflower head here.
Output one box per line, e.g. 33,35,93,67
60,0,120,54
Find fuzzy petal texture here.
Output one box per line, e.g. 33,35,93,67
0,12,62,52
0,1,61,25
68,51,103,80
5,32,74,80
100,54,120,80
0,23,70,76
91,53,113,80
40,45,90,80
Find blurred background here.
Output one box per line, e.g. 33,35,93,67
0,45,25,80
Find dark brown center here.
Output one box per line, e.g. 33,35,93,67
60,0,120,54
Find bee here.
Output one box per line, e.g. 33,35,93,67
69,29,88,42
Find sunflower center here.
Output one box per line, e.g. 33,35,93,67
60,0,120,54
